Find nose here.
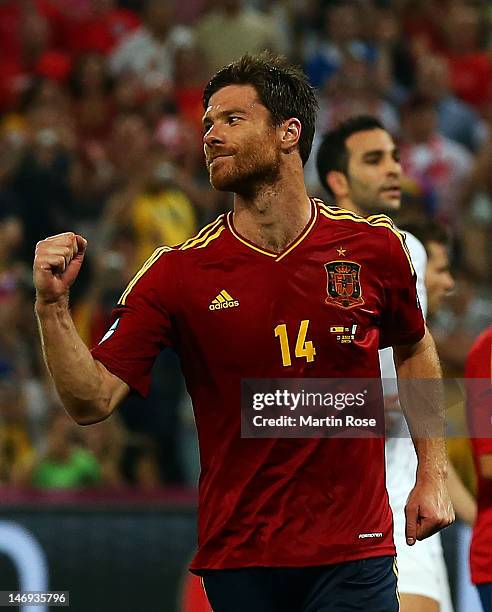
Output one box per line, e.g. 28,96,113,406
203,123,224,148
444,272,455,293
387,157,402,177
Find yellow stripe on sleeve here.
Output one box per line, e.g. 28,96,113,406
118,246,171,305
318,206,415,275
195,225,225,250
179,215,224,250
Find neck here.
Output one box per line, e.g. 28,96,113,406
233,164,311,253
336,195,363,217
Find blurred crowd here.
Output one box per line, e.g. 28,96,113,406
0,0,491,491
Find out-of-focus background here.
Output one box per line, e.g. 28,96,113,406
0,0,490,610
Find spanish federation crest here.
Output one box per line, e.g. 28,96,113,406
325,261,364,309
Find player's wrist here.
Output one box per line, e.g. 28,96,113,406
35,295,70,316
416,464,448,483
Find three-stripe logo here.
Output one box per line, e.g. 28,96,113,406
209,290,240,311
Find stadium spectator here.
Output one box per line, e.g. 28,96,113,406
460,133,492,279
304,0,377,91
431,272,492,376
109,0,193,91
440,3,492,110
0,192,23,272
399,95,473,227
367,3,416,103
105,144,197,266
17,411,101,489
0,0,67,110
69,53,114,143
194,0,283,73
315,53,399,150
400,0,446,57
173,43,208,133
79,413,126,488
60,0,141,58
414,54,484,153
12,95,76,261
0,361,33,485
101,111,152,199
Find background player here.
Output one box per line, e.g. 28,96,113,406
33,56,453,611
316,115,474,612
466,324,492,612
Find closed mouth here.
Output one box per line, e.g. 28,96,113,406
381,186,401,196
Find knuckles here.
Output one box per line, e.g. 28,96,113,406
35,240,75,257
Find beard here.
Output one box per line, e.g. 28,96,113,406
351,189,401,216
360,197,400,215
208,144,282,196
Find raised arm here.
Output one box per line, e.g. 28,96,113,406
34,232,130,425
393,328,455,544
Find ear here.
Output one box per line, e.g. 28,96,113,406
279,118,302,153
326,170,349,198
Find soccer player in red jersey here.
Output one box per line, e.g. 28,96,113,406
33,54,454,611
466,325,492,612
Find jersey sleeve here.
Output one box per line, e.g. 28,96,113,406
466,328,492,455
91,247,176,397
403,231,428,319
379,227,426,349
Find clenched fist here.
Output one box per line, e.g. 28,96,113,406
405,474,455,545
33,232,87,305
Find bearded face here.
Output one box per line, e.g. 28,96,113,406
203,85,283,195
207,135,282,194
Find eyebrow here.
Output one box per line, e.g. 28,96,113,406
202,108,248,125
361,147,399,158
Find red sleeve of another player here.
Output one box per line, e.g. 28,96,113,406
379,228,425,349
91,249,176,397
466,328,492,455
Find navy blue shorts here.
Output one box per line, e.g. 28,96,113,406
478,583,492,612
200,555,399,612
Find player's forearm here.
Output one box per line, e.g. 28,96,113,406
394,329,448,480
35,299,112,424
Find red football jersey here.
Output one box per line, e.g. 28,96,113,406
466,325,492,584
92,198,425,570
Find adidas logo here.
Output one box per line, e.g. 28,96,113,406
209,290,240,311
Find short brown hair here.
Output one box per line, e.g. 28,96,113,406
203,53,318,166
316,115,385,199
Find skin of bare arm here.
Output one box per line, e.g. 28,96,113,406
479,455,492,481
393,328,455,545
384,396,476,525
447,461,477,525
33,232,130,425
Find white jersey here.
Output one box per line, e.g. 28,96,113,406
382,232,453,611
383,231,427,511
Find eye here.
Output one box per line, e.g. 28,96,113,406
228,116,240,125
365,154,381,165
